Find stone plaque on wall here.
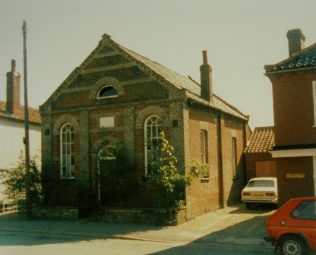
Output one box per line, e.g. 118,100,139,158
100,116,114,128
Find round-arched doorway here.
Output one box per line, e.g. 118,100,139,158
97,144,117,205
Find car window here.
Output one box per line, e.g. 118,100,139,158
291,201,316,220
247,180,274,187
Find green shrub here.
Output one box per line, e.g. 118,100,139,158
0,152,42,207
149,131,190,208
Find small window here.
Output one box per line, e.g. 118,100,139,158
200,130,208,164
97,86,118,99
200,129,209,178
232,137,237,177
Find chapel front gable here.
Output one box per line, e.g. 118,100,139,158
45,36,186,112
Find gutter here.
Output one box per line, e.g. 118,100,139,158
265,66,316,76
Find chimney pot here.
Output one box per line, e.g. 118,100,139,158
202,50,208,64
11,59,16,72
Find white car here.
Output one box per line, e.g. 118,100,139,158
241,177,278,208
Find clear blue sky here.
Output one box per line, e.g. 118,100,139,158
1,0,316,128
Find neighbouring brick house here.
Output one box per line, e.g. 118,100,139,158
40,34,250,220
244,126,276,180
0,60,41,202
262,29,316,205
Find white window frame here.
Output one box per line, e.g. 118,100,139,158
312,81,316,127
60,123,75,179
97,85,118,99
144,115,162,177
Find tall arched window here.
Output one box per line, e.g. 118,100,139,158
144,115,162,176
60,123,75,179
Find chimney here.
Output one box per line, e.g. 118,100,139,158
200,50,213,102
6,59,21,114
287,29,305,56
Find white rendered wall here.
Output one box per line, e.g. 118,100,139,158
0,118,41,201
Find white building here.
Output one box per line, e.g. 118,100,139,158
0,60,41,202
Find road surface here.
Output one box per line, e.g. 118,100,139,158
0,231,274,255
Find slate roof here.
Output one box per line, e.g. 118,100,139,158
244,126,275,153
265,43,316,74
116,42,248,121
0,101,41,125
119,45,201,95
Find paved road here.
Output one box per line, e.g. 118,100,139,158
0,232,274,255
0,204,277,254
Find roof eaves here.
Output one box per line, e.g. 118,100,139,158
213,94,249,120
185,91,249,121
0,114,41,125
265,42,316,74
265,65,316,75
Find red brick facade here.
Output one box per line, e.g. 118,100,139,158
264,29,316,205
40,34,249,220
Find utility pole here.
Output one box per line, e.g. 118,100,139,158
22,20,31,218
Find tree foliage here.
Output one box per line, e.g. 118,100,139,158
0,152,42,207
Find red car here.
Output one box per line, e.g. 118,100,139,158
265,197,316,255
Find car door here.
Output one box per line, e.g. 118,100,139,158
291,200,316,249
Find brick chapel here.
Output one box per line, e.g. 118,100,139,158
40,34,250,220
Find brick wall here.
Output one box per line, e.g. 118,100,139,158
268,70,316,205
270,71,316,146
220,116,246,206
186,106,219,219
186,105,247,219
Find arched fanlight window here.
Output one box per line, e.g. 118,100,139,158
144,115,163,177
97,85,118,99
60,123,75,179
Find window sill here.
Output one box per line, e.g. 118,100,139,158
97,95,119,100
61,177,75,180
201,177,210,182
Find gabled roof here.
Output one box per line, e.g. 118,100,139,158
244,126,274,153
118,45,248,120
45,34,248,121
118,45,201,95
265,43,316,74
0,101,41,125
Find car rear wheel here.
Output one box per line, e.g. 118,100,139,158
279,235,307,255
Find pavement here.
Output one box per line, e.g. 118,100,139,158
0,204,274,248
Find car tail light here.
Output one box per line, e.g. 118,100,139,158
243,192,250,196
265,192,275,197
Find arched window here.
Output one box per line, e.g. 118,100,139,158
144,115,162,176
60,123,75,179
97,85,118,99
